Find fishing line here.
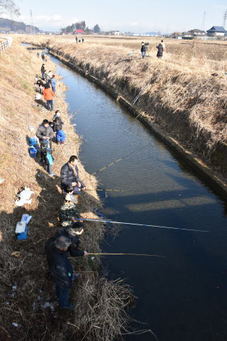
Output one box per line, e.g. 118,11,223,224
88,252,165,258
92,140,152,175
73,217,209,233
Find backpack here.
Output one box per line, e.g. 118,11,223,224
56,130,66,143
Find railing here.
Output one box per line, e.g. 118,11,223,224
0,37,13,52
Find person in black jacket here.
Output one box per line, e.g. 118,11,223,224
60,155,86,194
45,224,87,310
41,63,46,79
141,42,146,58
156,42,164,58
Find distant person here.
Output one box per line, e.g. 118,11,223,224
45,228,88,310
41,53,45,61
43,85,55,111
60,155,86,195
41,64,46,79
82,38,84,43
141,42,146,59
51,75,57,93
75,36,78,43
160,40,165,51
156,42,164,58
37,52,40,58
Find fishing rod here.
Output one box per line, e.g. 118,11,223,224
88,252,165,258
73,217,209,233
86,188,127,193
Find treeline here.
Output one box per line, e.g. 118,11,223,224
61,21,101,34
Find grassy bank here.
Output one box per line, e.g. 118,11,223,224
21,35,227,191
0,41,131,340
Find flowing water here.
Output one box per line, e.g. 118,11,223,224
49,54,227,341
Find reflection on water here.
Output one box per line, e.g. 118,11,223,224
52,55,227,341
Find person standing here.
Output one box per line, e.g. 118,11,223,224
36,120,55,175
36,119,54,143
41,64,46,79
45,232,88,310
141,42,146,59
60,155,86,194
156,40,165,58
43,85,55,111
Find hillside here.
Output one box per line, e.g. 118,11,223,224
0,18,40,33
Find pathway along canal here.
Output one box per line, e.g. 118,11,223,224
51,55,227,341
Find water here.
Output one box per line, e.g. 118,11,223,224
51,55,227,341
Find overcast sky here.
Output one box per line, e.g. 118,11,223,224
6,0,227,32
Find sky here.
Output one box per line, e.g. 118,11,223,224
3,0,227,33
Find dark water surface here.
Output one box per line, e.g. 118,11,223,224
51,55,227,341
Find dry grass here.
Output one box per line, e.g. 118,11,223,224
19,34,227,181
0,41,133,340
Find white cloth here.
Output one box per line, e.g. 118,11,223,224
15,187,34,207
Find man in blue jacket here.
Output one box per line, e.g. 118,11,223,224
45,224,87,310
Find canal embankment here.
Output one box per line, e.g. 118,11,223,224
0,41,131,341
22,36,227,196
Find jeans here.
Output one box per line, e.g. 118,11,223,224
47,164,52,175
56,285,71,308
141,51,146,58
47,100,53,111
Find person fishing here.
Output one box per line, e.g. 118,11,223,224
43,84,55,111
52,111,64,131
36,120,55,176
60,155,86,195
45,226,88,310
36,119,54,144
141,42,147,59
52,111,66,144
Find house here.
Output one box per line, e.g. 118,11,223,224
188,29,206,36
207,26,226,37
182,32,194,40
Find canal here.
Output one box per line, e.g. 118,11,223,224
52,54,227,341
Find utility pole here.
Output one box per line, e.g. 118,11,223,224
30,9,34,34
202,11,206,31
223,9,227,30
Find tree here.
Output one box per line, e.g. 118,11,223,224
0,0,20,16
75,21,86,30
93,24,101,33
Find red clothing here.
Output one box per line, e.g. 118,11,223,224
43,88,55,100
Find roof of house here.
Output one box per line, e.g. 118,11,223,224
207,26,226,32
189,29,205,33
74,29,85,33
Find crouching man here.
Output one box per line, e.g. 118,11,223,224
60,155,86,195
45,225,88,310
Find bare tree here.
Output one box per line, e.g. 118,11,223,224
0,0,20,16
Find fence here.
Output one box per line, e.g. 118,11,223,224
0,37,13,53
